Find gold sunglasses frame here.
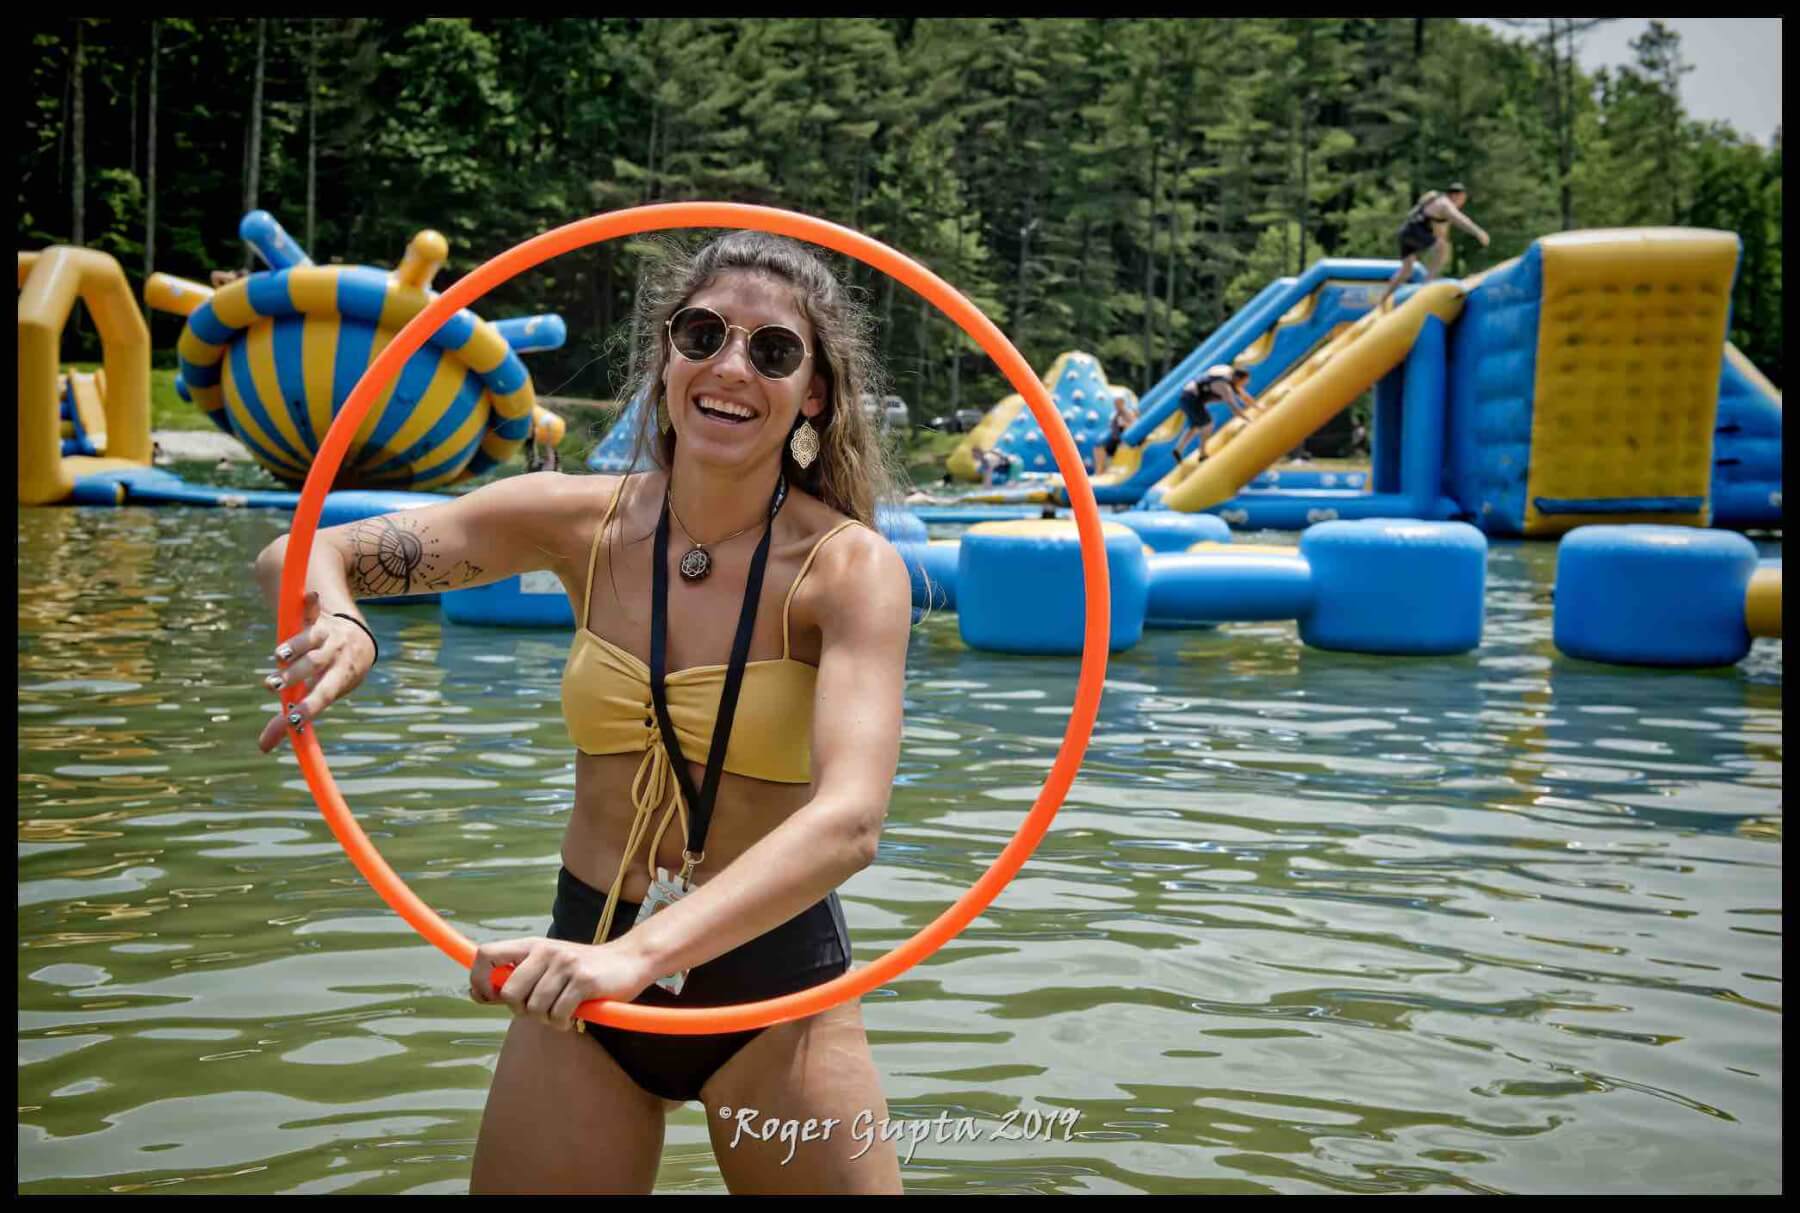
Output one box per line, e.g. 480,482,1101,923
665,305,814,381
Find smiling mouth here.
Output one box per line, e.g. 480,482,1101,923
694,395,757,425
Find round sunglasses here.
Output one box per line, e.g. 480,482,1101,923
665,305,813,381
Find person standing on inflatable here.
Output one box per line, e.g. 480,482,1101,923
1173,365,1255,460
1376,182,1490,309
252,232,913,1194
1091,388,1139,474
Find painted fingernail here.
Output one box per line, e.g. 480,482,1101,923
265,674,282,690
287,710,305,730
276,644,294,663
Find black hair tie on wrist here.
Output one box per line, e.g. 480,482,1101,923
332,613,379,668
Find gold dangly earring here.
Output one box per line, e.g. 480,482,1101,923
657,394,671,435
789,418,820,469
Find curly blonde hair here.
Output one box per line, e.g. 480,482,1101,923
621,231,903,526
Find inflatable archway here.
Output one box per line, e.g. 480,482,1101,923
18,247,153,505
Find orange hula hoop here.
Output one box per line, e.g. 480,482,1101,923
278,202,1110,1034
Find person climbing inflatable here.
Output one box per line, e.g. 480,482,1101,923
1173,365,1255,460
1378,182,1490,308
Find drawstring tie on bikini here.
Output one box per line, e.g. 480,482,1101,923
590,719,685,947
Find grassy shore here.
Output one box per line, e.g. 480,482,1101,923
66,362,205,432
539,396,626,469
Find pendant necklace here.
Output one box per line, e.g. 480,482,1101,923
665,477,788,583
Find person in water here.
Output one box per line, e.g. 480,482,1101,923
253,232,913,1194
1376,182,1490,309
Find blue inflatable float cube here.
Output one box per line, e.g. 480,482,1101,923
1553,525,1757,667
896,540,959,612
1299,520,1487,655
875,505,928,546
957,520,1148,654
1111,510,1232,553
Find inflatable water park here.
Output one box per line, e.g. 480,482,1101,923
942,230,1780,534
901,227,1782,667
17,218,1782,670
20,208,568,508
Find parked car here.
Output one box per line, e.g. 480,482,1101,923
859,394,912,431
927,409,982,433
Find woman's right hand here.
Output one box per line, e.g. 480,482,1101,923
470,937,657,1032
257,590,377,753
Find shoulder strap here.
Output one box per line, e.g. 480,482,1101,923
650,476,787,871
782,520,863,658
581,475,631,628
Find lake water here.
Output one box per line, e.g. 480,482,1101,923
17,499,1783,1194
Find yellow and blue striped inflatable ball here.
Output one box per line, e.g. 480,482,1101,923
147,210,566,490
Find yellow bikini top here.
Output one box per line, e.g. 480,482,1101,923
560,475,860,944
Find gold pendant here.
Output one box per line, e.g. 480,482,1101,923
678,546,712,581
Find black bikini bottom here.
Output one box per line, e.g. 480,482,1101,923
546,865,851,1103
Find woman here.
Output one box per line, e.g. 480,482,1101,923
253,232,914,1194
1091,388,1138,474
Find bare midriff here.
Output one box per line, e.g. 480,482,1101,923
561,750,812,904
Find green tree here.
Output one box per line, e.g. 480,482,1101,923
15,18,1783,401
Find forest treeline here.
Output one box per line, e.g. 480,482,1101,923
21,17,1784,417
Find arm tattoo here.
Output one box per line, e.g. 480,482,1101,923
342,515,486,597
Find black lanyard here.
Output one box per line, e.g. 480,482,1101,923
649,474,787,875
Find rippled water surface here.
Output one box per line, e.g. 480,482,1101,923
18,503,1782,1194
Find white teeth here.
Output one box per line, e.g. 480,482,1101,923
697,395,754,420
